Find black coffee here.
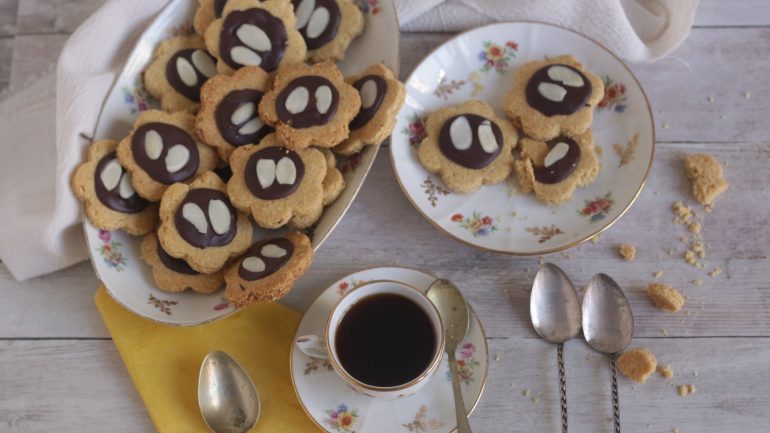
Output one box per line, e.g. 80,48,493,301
335,293,436,387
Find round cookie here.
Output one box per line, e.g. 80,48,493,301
258,62,360,149
224,231,313,307
335,63,405,156
319,148,345,206
193,0,230,35
227,133,327,229
513,129,599,204
503,54,604,141
158,171,253,273
117,110,219,202
418,100,517,194
196,66,274,161
71,139,158,235
289,0,364,63
144,35,218,113
204,0,306,74
140,231,224,294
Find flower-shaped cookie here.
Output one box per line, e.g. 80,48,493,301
319,148,345,206
193,0,228,35
503,54,604,141
144,35,218,113
418,100,517,194
71,139,158,235
259,62,361,149
513,129,599,204
196,66,274,161
158,171,252,273
140,231,224,294
117,110,219,201
227,133,327,229
224,231,313,306
335,63,405,156
290,0,364,62
204,0,306,74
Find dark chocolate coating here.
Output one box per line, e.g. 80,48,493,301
275,75,339,128
214,0,227,18
525,64,592,116
291,0,341,50
215,89,273,147
131,123,200,184
165,48,216,102
244,147,305,200
174,188,237,248
157,239,199,275
349,74,386,131
438,114,503,169
533,136,582,184
237,237,294,280
219,8,288,72
94,152,149,213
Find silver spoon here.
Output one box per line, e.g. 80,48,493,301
582,274,634,433
530,263,582,433
427,279,472,433
198,351,261,433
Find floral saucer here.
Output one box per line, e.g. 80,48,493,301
290,267,488,433
390,22,654,254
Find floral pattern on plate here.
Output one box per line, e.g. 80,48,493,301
324,403,359,432
478,40,518,74
121,75,153,114
401,113,427,148
96,230,127,271
446,342,480,385
422,176,451,207
402,405,445,432
578,193,615,222
598,75,629,113
451,212,497,237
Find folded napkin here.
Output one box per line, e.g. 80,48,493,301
0,0,698,281
95,286,320,433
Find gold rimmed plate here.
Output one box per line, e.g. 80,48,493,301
390,21,654,255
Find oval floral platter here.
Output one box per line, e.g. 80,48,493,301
291,267,488,433
84,0,399,325
390,22,654,255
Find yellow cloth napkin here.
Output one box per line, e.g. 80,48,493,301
95,287,321,433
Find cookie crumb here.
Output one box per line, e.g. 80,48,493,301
663,123,670,129
661,328,670,336
688,222,701,234
523,388,531,397
653,270,664,279
617,348,657,384
672,202,693,225
684,154,729,207
494,355,501,362
595,145,604,156
511,383,516,389
586,353,594,362
647,283,685,312
707,95,714,102
744,91,751,99
720,114,727,120
677,384,696,397
692,279,703,286
658,365,674,379
591,234,602,244
532,396,540,404
673,428,681,433
708,267,722,277
619,243,637,261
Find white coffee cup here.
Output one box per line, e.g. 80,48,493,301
296,280,445,400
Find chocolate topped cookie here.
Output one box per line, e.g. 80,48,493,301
289,0,364,62
259,62,361,149
140,231,225,294
503,55,604,141
194,0,231,35
71,139,158,235
204,0,306,74
335,63,405,156
196,66,274,161
158,171,252,274
144,35,217,113
418,100,517,194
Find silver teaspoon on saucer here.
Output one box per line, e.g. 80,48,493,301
427,279,473,433
198,351,261,433
530,263,582,433
582,273,634,433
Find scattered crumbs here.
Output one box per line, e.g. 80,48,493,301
658,365,674,379
708,266,723,277
511,211,518,218
720,114,727,120
617,348,657,383
672,202,693,225
525,268,532,274
653,270,664,279
538,256,545,266
677,384,696,397
655,190,660,196
744,91,751,99
532,396,540,404
693,371,699,377
688,221,701,234
707,95,714,103
619,243,637,261
673,428,681,433
646,424,651,429
511,383,516,389
668,249,675,256
596,145,605,156
586,353,594,363
656,253,663,260
647,283,685,312
661,329,670,336
663,123,670,129
684,154,729,207
523,388,531,397
591,234,602,244
494,355,501,362
685,310,692,316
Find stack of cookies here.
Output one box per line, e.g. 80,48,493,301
418,54,604,204
72,0,405,308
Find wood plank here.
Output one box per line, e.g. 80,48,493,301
695,0,770,27
8,34,68,88
0,337,768,433
0,36,12,91
2,142,769,339
14,0,103,35
0,0,17,37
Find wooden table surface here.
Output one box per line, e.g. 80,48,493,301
2,1,770,432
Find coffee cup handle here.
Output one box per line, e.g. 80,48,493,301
295,335,329,359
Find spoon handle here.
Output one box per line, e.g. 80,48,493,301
610,354,621,433
557,343,568,433
448,350,473,433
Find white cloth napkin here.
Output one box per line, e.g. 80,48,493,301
0,0,697,281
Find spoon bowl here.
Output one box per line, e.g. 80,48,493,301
582,273,634,354
530,263,582,343
198,351,261,433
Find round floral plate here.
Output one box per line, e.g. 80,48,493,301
291,267,488,433
390,22,654,255
85,0,399,325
